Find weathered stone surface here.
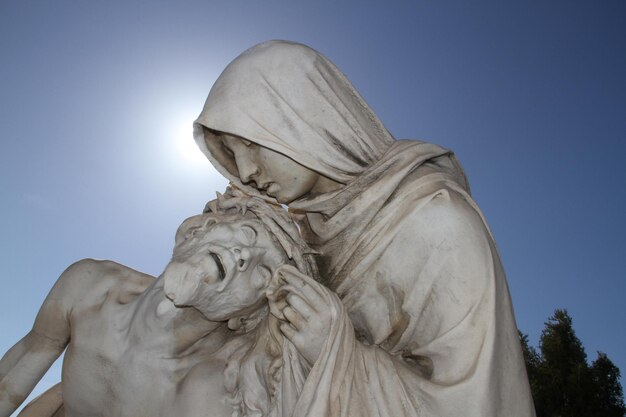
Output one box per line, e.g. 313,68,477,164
193,40,536,417
1,41,536,417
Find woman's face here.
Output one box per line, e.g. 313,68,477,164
220,133,321,204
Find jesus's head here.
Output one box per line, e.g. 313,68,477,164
162,191,315,323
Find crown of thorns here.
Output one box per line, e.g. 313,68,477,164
203,186,319,280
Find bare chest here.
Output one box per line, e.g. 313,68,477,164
61,293,182,417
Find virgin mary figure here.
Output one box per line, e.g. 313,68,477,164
193,40,536,417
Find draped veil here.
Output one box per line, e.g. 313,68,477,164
194,40,535,417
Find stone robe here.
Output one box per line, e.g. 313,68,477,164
194,40,535,417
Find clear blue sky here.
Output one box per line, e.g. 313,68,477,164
1,1,625,411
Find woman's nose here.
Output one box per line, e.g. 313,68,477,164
236,155,260,184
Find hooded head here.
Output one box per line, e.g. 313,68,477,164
193,40,396,202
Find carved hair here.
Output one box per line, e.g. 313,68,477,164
199,187,314,417
204,186,319,281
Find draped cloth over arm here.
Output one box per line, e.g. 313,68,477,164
194,40,535,416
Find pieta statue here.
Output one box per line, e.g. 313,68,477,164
0,41,535,417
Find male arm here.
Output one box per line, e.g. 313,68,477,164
16,383,63,417
0,259,94,417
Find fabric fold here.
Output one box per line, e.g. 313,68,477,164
195,40,535,417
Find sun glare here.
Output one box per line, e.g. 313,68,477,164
177,120,207,165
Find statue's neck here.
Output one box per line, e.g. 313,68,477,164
134,279,229,356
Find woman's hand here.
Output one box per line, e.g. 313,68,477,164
267,265,344,366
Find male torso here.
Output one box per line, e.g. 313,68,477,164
56,259,234,417
3,210,291,417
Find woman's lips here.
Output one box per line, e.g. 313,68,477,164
267,183,279,196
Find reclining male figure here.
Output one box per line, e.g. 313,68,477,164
0,195,313,417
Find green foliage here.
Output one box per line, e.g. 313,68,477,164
519,330,542,406
521,309,625,417
591,352,626,417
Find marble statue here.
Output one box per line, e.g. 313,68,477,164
0,192,315,417
192,40,536,416
1,40,536,417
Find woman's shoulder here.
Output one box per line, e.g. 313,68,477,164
378,185,497,306
394,184,492,250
